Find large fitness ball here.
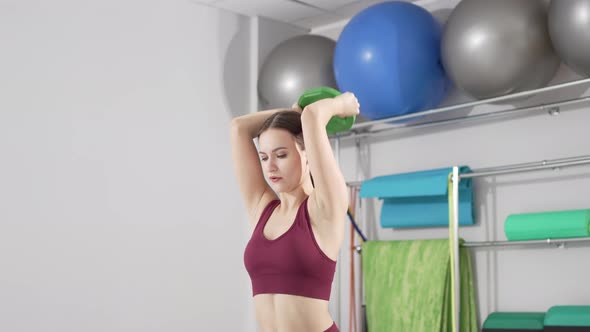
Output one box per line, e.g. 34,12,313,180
441,0,560,100
334,1,449,120
258,35,337,109
548,0,590,77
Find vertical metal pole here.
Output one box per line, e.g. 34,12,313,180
248,17,258,115
453,167,461,332
246,16,260,332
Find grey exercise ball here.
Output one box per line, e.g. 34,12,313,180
548,0,590,77
442,0,560,99
258,35,337,109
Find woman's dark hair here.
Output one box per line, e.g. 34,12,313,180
257,110,313,186
257,111,305,150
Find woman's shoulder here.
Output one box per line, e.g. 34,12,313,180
250,191,279,226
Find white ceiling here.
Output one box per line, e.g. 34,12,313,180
190,0,433,29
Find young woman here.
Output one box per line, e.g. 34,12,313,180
230,92,360,332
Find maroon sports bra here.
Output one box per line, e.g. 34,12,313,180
243,197,337,301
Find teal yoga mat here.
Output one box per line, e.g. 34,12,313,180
360,166,474,228
545,306,590,327
505,209,590,241
483,312,545,330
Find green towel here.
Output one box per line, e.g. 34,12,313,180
362,239,477,332
505,209,590,241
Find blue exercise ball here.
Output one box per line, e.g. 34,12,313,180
334,1,449,120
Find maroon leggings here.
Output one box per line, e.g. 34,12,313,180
324,322,339,332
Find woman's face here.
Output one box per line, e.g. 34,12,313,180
258,128,307,193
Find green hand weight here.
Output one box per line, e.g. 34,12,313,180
297,86,356,135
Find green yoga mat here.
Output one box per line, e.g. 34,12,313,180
362,239,477,332
505,209,590,241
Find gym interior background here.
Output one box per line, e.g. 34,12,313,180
1,0,589,331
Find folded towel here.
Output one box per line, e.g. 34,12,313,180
361,239,477,331
360,166,474,228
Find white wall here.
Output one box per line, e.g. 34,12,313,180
0,0,254,331
313,3,590,331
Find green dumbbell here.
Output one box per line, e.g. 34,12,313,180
298,87,356,135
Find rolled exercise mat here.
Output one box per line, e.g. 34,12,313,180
505,209,590,241
482,312,545,331
360,166,474,228
544,306,590,331
361,239,477,332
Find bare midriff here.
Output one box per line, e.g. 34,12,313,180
253,293,334,332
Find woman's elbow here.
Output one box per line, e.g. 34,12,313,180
230,117,247,136
230,116,243,129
